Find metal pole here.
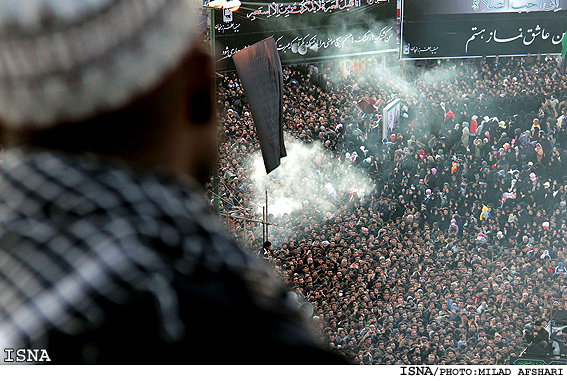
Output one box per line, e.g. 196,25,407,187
265,190,269,241
262,206,266,244
218,212,279,226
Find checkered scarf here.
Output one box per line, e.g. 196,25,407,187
0,148,290,363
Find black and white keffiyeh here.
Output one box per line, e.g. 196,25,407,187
0,148,320,364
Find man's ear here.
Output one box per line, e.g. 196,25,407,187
185,45,215,127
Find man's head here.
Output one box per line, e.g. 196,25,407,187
0,0,216,184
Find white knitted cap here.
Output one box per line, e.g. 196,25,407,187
0,0,199,130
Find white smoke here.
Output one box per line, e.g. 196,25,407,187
247,135,375,217
421,64,460,89
370,62,419,100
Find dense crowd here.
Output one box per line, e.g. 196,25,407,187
210,53,567,365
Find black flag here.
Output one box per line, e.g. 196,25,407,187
233,37,286,174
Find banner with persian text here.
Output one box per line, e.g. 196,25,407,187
400,0,567,59
213,0,396,70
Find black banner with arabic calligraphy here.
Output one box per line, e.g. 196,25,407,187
401,0,567,59
213,0,396,71
406,0,564,15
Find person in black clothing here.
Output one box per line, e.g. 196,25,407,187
259,241,273,261
524,320,551,356
550,327,567,356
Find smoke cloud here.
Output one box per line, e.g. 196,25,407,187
247,135,375,217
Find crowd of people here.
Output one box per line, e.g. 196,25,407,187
210,53,567,365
